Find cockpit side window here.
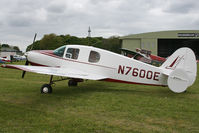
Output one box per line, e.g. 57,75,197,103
53,46,66,57
65,48,79,60
88,51,100,63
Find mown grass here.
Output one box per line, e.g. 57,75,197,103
0,62,199,133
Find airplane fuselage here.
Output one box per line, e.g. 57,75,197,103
26,45,168,86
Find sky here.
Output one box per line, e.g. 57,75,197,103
0,0,199,52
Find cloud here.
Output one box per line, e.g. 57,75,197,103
47,1,66,13
0,0,199,52
163,0,198,14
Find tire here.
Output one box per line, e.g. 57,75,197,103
68,80,78,87
41,84,52,93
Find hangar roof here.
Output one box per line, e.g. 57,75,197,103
121,30,199,39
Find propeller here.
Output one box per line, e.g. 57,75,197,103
22,60,29,78
22,33,37,78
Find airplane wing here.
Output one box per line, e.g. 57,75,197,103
1,64,107,80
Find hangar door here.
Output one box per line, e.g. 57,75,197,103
158,39,199,59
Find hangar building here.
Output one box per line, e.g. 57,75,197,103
120,30,199,59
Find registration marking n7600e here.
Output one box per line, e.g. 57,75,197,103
118,65,160,81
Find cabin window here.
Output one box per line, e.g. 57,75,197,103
66,48,79,59
53,46,66,57
89,51,100,63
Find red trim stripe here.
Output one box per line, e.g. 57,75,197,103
169,56,179,67
103,78,167,87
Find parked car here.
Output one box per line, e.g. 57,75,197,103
12,55,26,61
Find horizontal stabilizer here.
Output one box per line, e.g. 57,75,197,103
167,68,189,93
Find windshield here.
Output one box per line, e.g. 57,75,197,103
53,46,66,57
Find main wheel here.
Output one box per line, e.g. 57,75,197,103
68,80,78,87
41,84,52,93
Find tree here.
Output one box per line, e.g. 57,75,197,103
97,36,121,53
40,33,64,50
2,44,9,48
25,34,122,54
13,46,20,51
26,40,41,51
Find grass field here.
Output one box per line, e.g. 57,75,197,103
0,62,199,133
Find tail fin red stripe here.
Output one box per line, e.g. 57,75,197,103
168,56,179,67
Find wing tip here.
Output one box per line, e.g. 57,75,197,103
1,64,7,68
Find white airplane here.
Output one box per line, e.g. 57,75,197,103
1,45,197,94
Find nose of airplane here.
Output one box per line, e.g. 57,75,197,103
24,51,30,58
24,51,35,62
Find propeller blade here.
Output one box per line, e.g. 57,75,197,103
22,60,29,78
30,33,37,51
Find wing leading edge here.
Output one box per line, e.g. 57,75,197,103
1,64,107,80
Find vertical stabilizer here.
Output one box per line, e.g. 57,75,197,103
161,47,197,93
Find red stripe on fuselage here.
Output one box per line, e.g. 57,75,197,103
103,78,167,87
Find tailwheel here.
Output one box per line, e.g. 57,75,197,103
41,84,52,94
68,79,78,87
